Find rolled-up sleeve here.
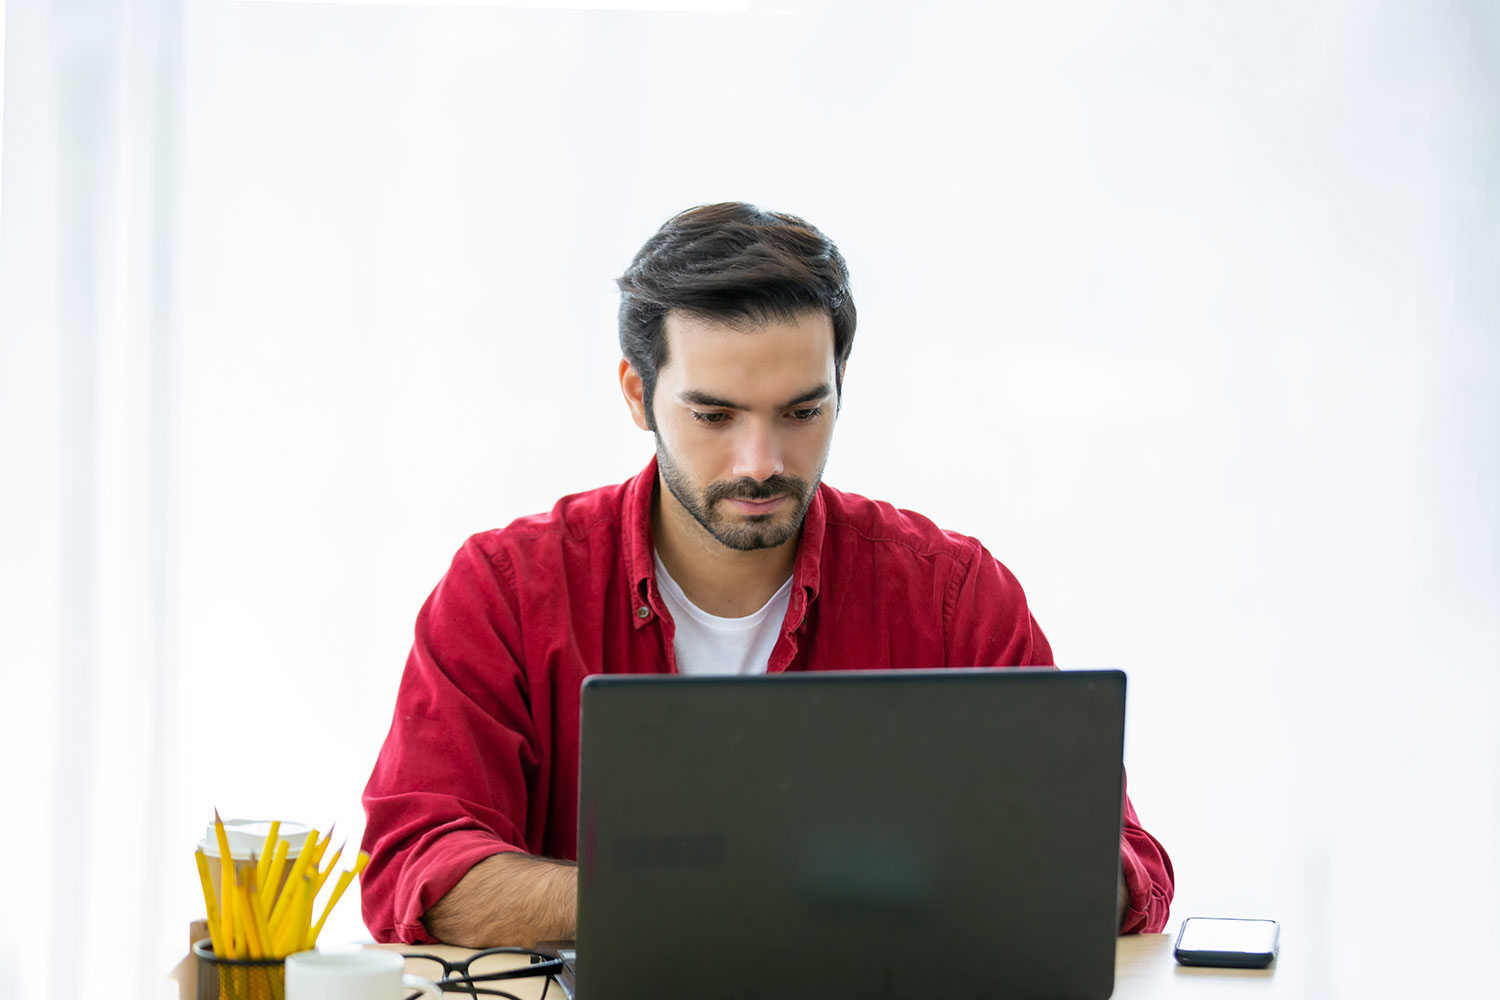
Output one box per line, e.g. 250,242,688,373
360,538,539,943
1118,771,1175,934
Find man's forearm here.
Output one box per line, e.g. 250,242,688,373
422,851,578,947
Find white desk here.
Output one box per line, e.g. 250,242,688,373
368,934,1302,998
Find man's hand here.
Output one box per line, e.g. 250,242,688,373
422,852,578,948
1117,870,1130,929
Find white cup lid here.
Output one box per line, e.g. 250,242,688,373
198,818,312,860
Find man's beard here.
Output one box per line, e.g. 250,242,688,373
656,438,821,552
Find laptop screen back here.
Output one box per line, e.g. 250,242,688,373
576,668,1126,1000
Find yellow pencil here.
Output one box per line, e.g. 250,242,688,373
255,820,280,887
286,828,320,889
301,875,322,953
311,842,345,896
267,828,318,931
193,850,225,957
307,852,368,948
302,826,333,889
260,838,290,911
221,863,236,957
243,864,274,959
311,823,335,866
301,836,324,878
298,875,315,953
232,872,262,958
227,869,246,959
222,886,235,959
305,876,347,949
276,877,311,957
271,890,293,956
212,810,235,955
269,868,303,948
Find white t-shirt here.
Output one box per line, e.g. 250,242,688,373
653,553,794,676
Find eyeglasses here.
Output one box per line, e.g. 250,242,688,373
399,946,567,1000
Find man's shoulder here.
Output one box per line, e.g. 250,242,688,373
466,478,632,560
817,482,983,563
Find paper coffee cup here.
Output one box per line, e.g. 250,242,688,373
285,950,444,1000
198,818,312,901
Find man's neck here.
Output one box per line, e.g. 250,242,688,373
652,480,798,619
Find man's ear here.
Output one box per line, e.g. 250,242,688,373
619,359,652,432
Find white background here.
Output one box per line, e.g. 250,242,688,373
2,2,1497,998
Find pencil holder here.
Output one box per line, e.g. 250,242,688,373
193,938,286,1000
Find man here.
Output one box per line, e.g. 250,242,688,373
360,203,1174,947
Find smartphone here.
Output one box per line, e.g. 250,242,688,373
1172,917,1279,968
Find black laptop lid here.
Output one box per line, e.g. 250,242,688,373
576,668,1127,1000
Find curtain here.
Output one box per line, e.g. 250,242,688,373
0,0,182,995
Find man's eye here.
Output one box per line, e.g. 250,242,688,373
691,411,729,425
790,406,824,421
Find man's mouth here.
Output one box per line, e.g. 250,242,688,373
723,495,789,515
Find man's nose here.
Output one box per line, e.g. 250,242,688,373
731,421,784,483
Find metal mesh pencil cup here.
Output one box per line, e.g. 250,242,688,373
192,938,286,1000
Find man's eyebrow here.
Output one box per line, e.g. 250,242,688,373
782,383,833,408
678,383,833,411
678,390,745,410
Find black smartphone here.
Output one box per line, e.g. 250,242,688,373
1172,917,1280,968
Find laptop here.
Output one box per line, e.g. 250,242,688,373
570,668,1128,1000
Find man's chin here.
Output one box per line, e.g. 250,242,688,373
708,517,799,552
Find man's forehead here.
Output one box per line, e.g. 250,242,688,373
660,309,835,365
662,306,833,341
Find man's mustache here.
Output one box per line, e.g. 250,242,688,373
706,475,808,504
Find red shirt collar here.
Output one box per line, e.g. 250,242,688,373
623,456,826,629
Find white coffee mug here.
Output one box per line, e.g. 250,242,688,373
284,949,443,1000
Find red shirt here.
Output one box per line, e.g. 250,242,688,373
360,458,1174,942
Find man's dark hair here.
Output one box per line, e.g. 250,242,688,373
617,202,857,430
